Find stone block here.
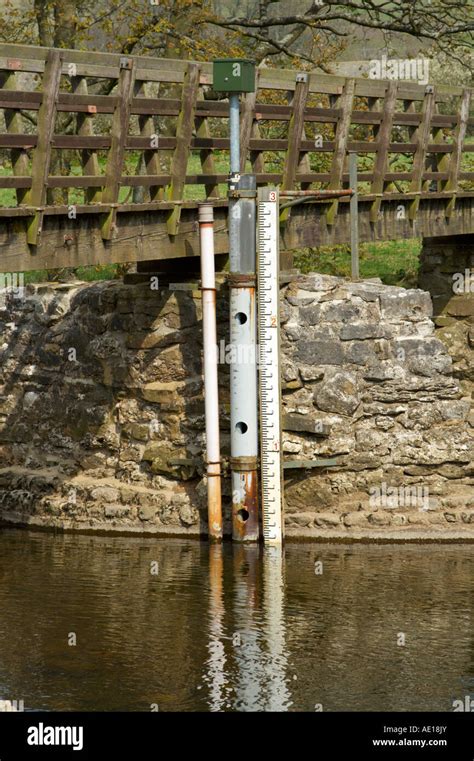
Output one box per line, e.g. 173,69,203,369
340,323,387,341
314,371,359,416
380,289,432,321
314,511,341,527
139,505,157,521
282,413,330,437
296,340,344,365
343,511,369,527
90,486,121,503
299,305,321,325
104,505,131,518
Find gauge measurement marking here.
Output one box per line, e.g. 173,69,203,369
257,187,283,544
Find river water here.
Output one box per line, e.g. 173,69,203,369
0,529,472,712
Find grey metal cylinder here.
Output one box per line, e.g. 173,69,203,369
228,174,259,541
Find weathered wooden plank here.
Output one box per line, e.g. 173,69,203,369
0,50,461,104
0,42,469,101
0,70,31,205
50,174,170,188
0,176,31,188
26,49,63,245
0,43,201,79
370,81,398,223
0,89,465,129
408,87,436,220
0,198,231,218
101,58,136,239
1,133,461,156
5,169,458,193
444,88,472,218
166,62,200,235
71,76,102,203
2,187,470,220
296,124,313,193
326,78,355,225
280,73,310,222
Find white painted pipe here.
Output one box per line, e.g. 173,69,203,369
199,203,223,542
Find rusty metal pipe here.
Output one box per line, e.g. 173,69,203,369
279,189,354,197
199,203,223,542
230,459,259,542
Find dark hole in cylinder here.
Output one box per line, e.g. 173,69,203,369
235,312,248,325
235,421,248,434
237,508,250,522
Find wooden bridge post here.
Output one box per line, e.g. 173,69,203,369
280,72,310,224
26,50,63,245
408,86,436,222
166,62,200,236
369,81,398,224
326,78,355,226
101,57,136,240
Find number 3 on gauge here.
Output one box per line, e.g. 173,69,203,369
269,191,277,202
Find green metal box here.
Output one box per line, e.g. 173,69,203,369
212,59,256,93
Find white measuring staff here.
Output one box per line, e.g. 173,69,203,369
257,186,283,544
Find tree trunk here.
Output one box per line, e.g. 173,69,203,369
34,0,54,47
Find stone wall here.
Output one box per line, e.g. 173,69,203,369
0,270,472,539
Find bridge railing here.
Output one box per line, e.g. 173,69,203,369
0,43,473,249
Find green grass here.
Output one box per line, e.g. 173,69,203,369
22,264,124,285
294,238,421,288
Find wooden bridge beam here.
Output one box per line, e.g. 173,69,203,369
1,196,473,274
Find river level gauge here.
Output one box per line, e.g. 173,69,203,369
257,187,284,545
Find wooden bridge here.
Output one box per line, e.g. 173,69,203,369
0,43,473,273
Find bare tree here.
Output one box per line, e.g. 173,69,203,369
206,0,474,65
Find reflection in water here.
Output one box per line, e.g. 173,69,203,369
233,545,265,712
0,529,473,712
262,547,290,712
206,545,227,711
204,545,291,711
